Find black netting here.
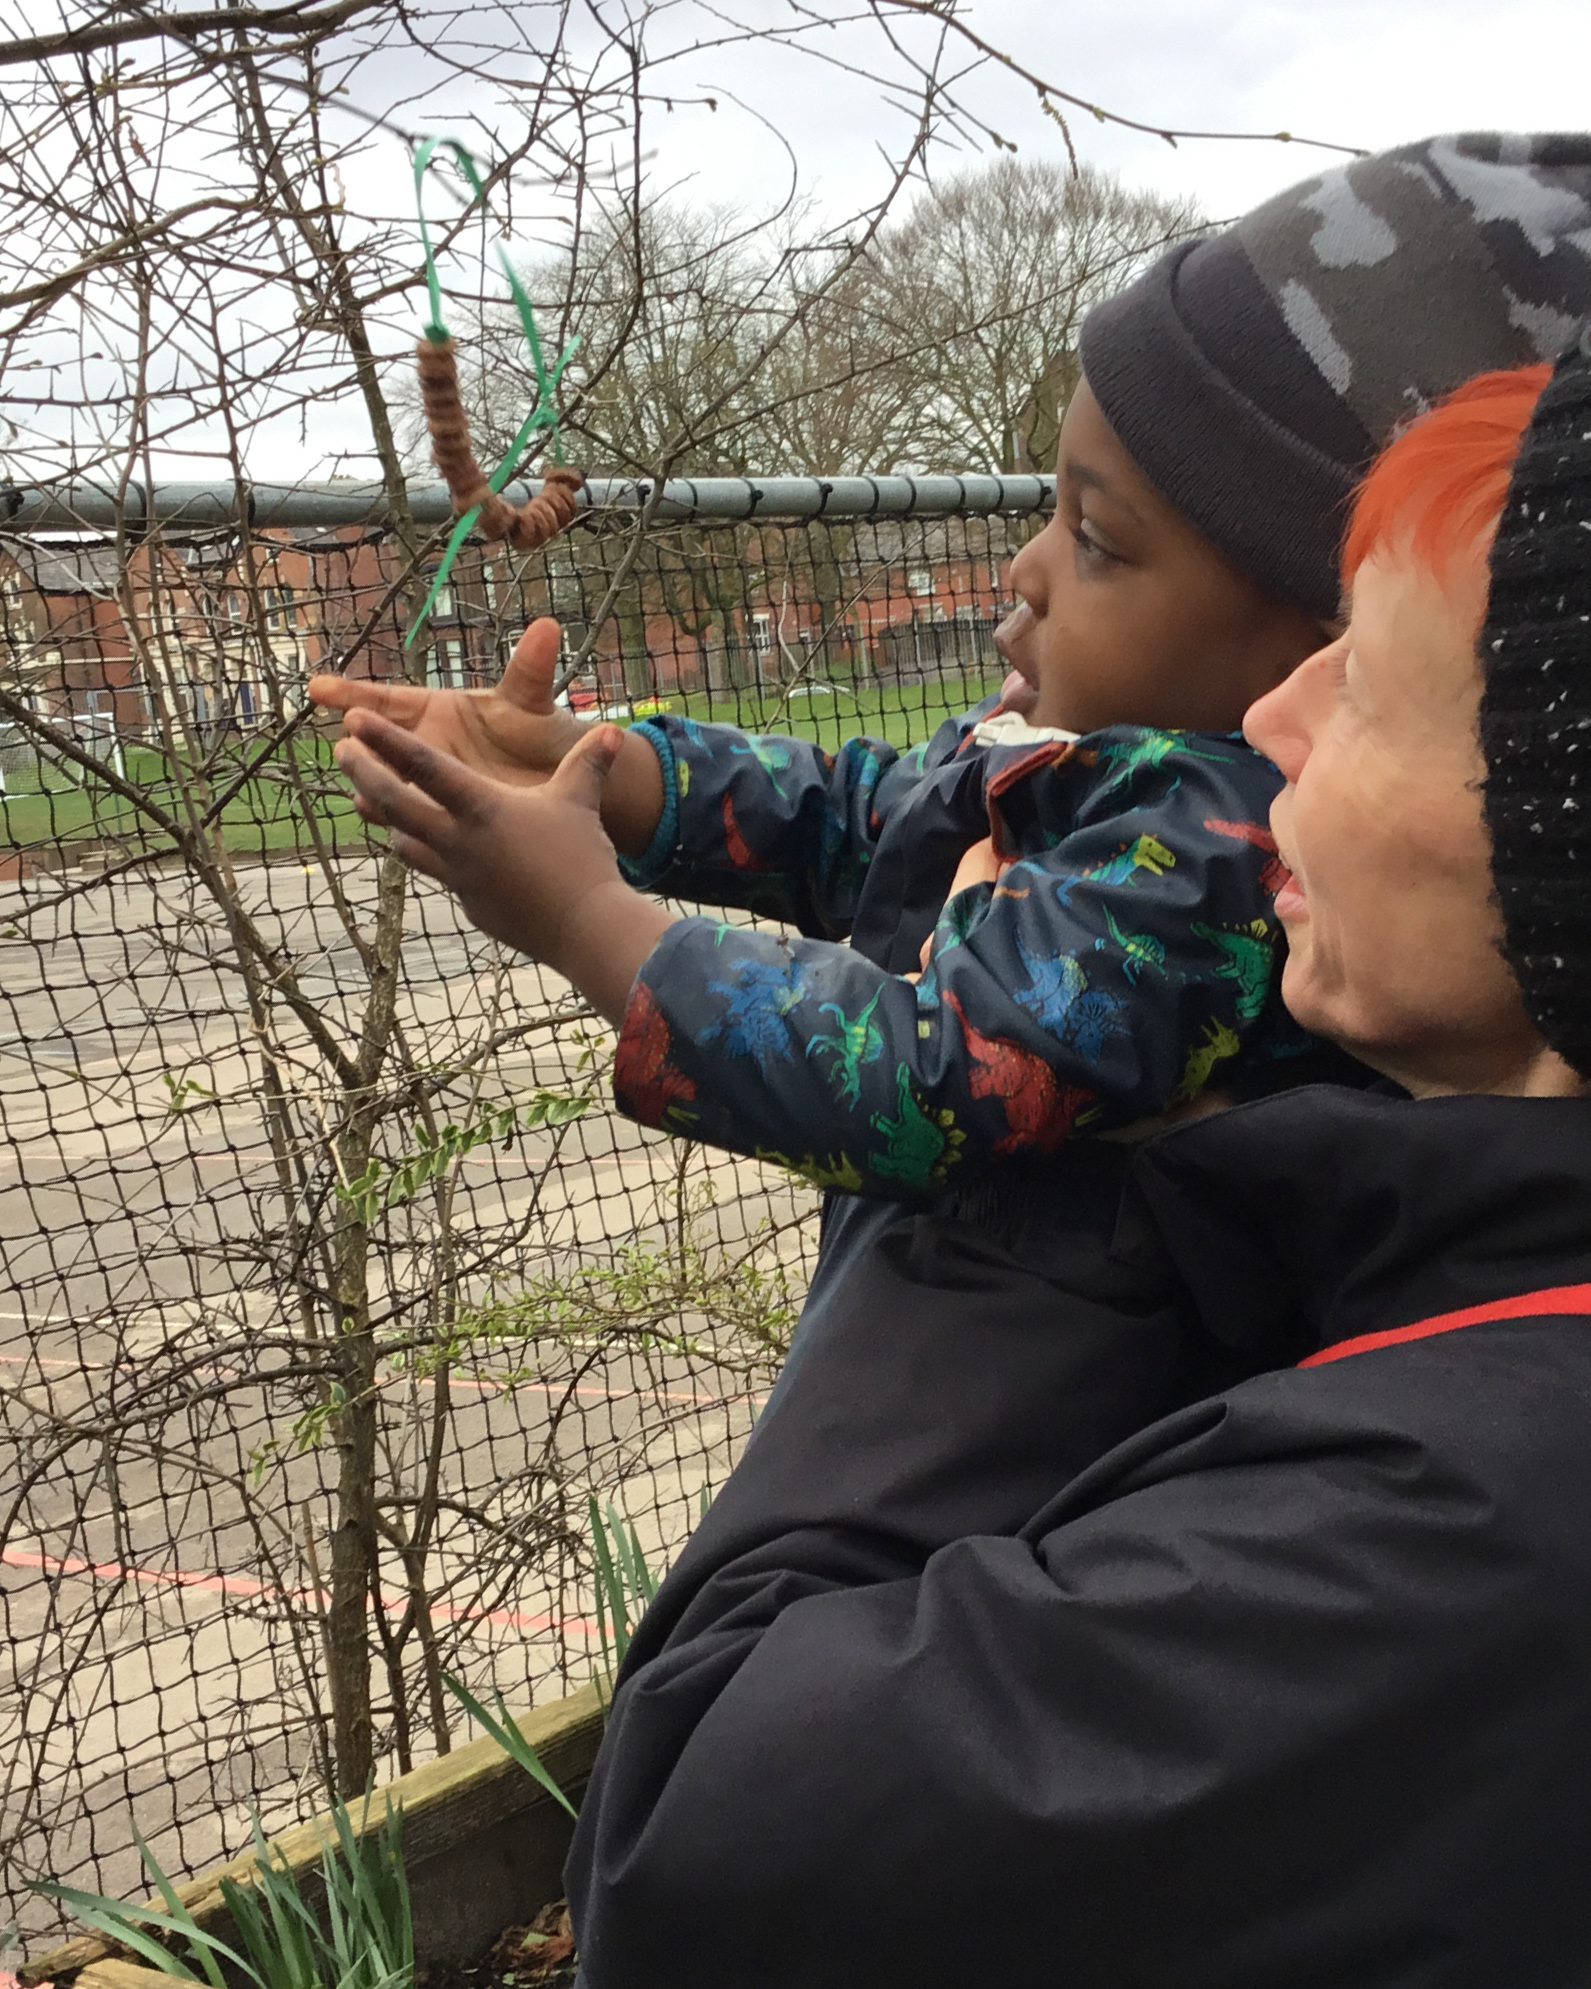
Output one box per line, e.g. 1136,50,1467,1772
0,499,1038,1942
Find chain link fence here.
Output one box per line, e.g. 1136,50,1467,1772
0,478,1047,1946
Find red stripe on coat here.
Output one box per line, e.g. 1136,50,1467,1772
1300,1283,1591,1367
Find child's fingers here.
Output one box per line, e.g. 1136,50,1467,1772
341,709,491,819
497,618,563,716
387,830,450,885
307,674,428,726
335,737,458,851
546,723,622,813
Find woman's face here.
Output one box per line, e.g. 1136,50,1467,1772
1244,549,1578,1100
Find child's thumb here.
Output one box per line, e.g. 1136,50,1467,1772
551,722,622,811
498,617,563,715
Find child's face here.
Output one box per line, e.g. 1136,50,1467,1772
998,380,1327,735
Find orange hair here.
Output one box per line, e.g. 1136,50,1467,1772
1341,362,1552,590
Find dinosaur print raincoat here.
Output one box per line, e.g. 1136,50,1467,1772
613,703,1308,1197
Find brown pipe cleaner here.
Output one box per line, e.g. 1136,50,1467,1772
417,335,583,551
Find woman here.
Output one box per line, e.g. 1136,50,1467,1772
563,346,1591,1986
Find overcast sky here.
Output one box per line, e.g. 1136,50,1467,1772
308,0,1589,486
46,0,1585,484
630,0,1591,233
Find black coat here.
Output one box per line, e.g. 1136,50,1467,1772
566,1086,1591,1987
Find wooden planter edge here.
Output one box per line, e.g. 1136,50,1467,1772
25,1682,605,1986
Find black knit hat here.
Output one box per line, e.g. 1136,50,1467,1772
1080,133,1591,621
1479,330,1591,1077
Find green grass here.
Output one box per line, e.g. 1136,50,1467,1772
641,671,1004,753
0,674,1001,856
0,736,364,856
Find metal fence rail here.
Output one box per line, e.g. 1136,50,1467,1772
1,474,1056,532
0,485,1042,1949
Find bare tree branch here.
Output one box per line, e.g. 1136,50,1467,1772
0,0,387,69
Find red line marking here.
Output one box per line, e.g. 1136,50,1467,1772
1300,1282,1591,1367
1,1546,600,1638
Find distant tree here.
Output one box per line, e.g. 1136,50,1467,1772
738,244,930,476
448,158,1202,485
466,199,784,479
860,158,1204,473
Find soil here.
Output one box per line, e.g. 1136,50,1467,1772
420,1901,579,1989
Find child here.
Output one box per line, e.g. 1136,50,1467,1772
318,134,1591,1200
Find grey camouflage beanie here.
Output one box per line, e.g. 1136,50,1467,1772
1479,330,1591,1079
1080,133,1591,620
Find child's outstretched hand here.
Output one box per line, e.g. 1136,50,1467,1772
335,709,673,1024
308,619,666,856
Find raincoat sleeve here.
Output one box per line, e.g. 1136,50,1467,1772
617,706,988,940
612,732,1291,1196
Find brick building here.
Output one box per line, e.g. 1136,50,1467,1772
0,510,1015,742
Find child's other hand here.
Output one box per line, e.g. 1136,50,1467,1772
335,711,671,1022
916,836,1005,973
309,619,665,856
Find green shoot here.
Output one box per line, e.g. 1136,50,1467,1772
589,1495,658,1700
441,1674,578,1820
442,1499,661,1820
31,1798,414,1989
319,1795,413,1989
